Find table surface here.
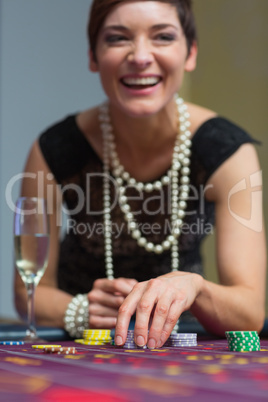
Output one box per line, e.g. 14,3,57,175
0,337,268,402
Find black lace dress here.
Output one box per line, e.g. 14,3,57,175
39,115,256,320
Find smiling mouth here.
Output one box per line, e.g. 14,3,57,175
121,76,161,89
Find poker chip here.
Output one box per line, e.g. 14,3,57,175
32,345,61,349
164,341,197,347
43,346,77,354
164,333,197,348
123,343,147,349
78,340,111,346
81,329,112,345
226,331,258,339
225,331,261,352
83,337,112,342
83,330,111,338
118,330,197,349
84,336,112,342
117,330,147,349
79,329,198,349
74,339,85,344
0,341,24,345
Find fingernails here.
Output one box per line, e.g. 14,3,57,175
136,335,145,346
159,336,166,348
115,335,123,345
148,338,156,349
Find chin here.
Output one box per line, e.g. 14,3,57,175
119,99,164,118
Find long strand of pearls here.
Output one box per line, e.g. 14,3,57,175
100,95,191,278
100,95,191,331
101,103,115,280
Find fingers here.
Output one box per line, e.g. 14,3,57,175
89,315,117,329
115,277,187,349
134,282,162,347
88,288,124,309
155,300,182,347
133,278,176,348
123,278,138,288
89,303,119,318
88,278,138,333
135,294,183,348
115,282,147,346
146,291,175,349
93,278,137,296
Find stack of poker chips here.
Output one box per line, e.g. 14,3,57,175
75,329,112,345
118,330,197,349
163,332,197,348
32,345,77,354
43,346,77,355
225,331,261,352
0,341,24,345
120,330,148,349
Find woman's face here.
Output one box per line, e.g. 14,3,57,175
90,1,197,118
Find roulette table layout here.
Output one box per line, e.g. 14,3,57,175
0,326,268,402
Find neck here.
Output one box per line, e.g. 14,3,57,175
109,101,177,155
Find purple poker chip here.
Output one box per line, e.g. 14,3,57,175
164,342,197,347
169,333,197,339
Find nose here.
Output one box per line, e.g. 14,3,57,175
127,38,153,68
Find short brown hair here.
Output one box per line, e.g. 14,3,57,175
87,0,197,60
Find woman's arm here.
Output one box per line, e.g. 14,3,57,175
14,140,137,328
115,143,266,347
14,140,72,327
191,143,266,334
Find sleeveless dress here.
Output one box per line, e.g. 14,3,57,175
39,115,257,321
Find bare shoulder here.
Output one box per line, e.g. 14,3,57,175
25,139,50,172
206,143,261,202
77,106,100,140
76,106,103,157
185,102,217,137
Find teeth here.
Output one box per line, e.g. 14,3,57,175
122,77,160,86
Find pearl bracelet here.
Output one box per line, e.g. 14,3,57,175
63,294,89,338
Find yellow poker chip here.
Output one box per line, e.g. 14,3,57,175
83,336,112,341
83,331,111,337
82,329,112,345
83,329,111,337
79,340,111,346
74,339,85,344
83,340,110,345
32,344,61,349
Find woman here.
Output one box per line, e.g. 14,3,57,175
14,0,266,348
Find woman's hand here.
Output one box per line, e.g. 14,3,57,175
115,272,203,348
87,277,137,328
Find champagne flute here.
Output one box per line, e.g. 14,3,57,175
14,197,50,342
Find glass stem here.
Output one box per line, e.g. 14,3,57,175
26,282,37,338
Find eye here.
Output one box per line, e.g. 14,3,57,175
105,34,129,44
154,33,176,42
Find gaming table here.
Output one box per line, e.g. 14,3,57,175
0,333,268,401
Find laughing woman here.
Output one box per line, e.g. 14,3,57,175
14,0,266,348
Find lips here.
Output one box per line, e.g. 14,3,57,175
120,76,162,88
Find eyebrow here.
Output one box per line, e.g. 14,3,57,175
102,23,179,32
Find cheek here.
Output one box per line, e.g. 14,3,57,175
97,60,119,97
96,47,124,70
158,54,186,76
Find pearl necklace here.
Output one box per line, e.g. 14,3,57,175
100,94,192,282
